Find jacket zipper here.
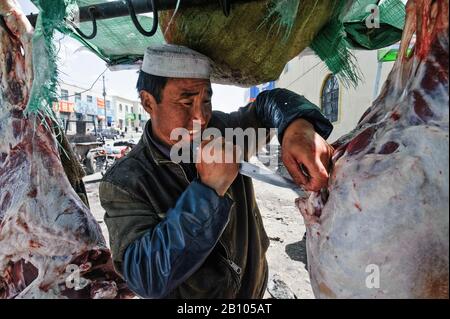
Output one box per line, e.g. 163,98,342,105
228,259,242,276
217,253,242,291
218,240,242,277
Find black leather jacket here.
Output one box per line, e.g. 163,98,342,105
99,88,332,299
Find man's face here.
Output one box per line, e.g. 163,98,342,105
142,78,212,146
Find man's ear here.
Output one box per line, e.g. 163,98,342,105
139,90,158,114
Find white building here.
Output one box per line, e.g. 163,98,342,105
110,96,149,132
56,82,107,134
56,82,148,135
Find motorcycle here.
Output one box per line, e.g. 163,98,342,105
83,139,133,175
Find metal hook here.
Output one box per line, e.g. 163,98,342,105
126,0,158,37
218,0,231,17
72,6,98,40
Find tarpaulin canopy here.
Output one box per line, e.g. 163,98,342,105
30,0,406,86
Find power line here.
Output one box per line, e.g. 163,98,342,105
61,67,108,98
285,60,323,89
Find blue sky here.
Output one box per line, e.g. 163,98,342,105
17,0,247,112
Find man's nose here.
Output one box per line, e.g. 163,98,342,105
191,100,208,125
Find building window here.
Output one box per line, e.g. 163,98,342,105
321,74,339,123
61,89,69,101
126,105,129,112
119,104,123,112
130,106,134,113
87,95,93,103
75,92,81,102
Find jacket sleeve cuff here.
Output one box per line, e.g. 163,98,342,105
182,179,234,226
254,88,333,142
278,108,334,143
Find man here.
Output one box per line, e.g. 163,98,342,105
99,44,334,299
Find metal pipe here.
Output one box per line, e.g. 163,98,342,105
26,0,259,27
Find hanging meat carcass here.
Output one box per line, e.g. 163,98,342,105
297,0,449,298
0,0,133,299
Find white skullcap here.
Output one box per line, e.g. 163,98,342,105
141,44,212,79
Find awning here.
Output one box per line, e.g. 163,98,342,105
377,36,415,62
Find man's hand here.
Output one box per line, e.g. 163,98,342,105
281,118,334,192
196,137,241,196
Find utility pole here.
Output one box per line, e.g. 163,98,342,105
372,61,383,101
102,75,107,130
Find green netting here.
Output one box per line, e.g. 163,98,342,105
24,0,79,160
309,0,405,87
64,0,165,65
344,0,406,50
344,0,405,30
311,20,362,87
73,16,165,65
69,0,164,65
27,0,73,117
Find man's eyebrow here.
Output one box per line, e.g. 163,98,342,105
180,89,213,98
180,92,198,97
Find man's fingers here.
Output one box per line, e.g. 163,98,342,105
223,140,241,163
283,155,309,187
304,157,329,191
197,137,219,163
320,144,335,171
198,137,242,164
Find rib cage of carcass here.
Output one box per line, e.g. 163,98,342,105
0,0,133,299
297,0,449,298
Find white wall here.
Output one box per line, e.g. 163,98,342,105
111,97,126,130
111,96,144,130
275,50,394,143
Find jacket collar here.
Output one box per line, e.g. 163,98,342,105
142,120,173,165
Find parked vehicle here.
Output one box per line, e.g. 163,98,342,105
84,147,112,175
96,128,120,140
86,139,135,175
64,119,104,175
